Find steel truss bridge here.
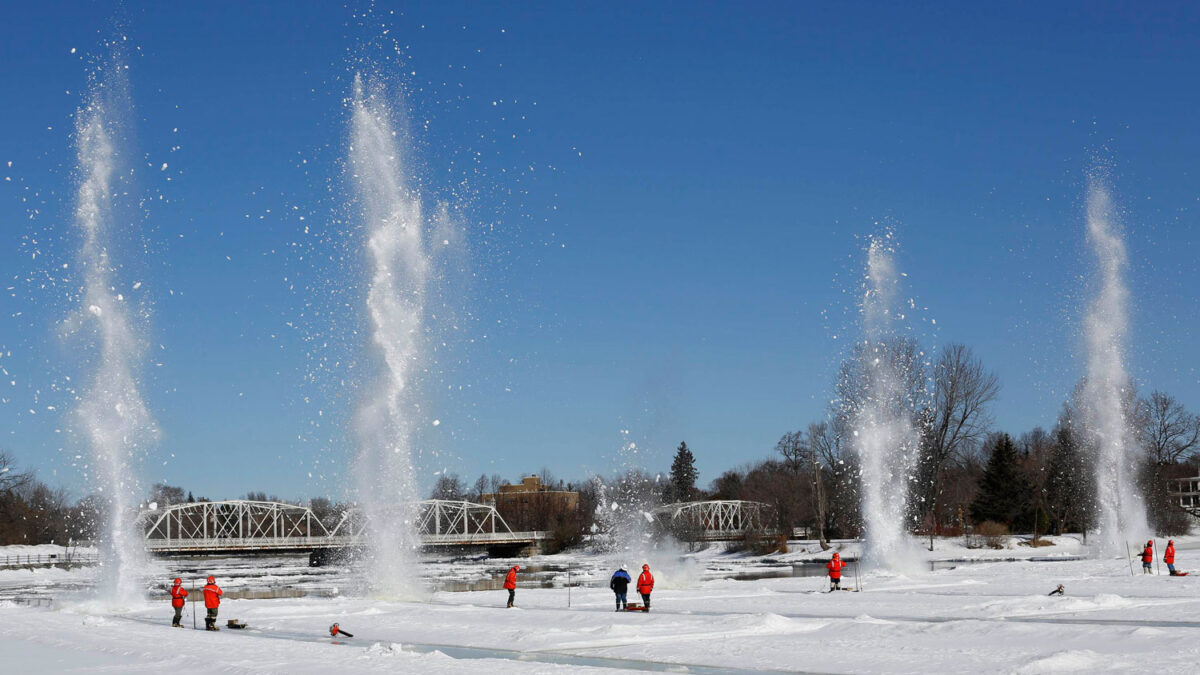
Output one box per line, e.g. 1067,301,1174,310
140,499,548,558
652,500,774,541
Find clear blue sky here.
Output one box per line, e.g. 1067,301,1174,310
2,2,1198,501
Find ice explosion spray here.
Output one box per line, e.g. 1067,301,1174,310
70,50,157,607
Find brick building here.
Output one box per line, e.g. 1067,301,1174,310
483,475,580,531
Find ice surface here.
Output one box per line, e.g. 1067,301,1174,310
4,536,1200,673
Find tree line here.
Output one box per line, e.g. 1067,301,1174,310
680,343,1200,549
3,341,1197,549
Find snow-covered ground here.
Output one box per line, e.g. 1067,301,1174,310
3,535,1199,673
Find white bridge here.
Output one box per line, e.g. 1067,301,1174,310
652,500,774,541
140,499,549,558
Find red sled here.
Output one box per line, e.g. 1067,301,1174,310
624,603,649,612
1171,572,1190,577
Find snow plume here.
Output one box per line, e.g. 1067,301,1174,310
349,73,429,599
1081,176,1148,554
590,432,658,556
845,235,922,573
68,50,157,608
590,431,702,589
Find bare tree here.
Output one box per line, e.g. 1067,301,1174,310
473,474,489,502
148,483,185,506
538,467,563,490
244,491,281,503
1140,391,1200,465
709,469,746,500
804,422,831,549
430,473,466,501
488,474,505,495
0,451,34,494
835,337,928,436
774,431,806,472
25,483,70,544
810,416,861,538
740,459,811,537
915,344,999,547
807,420,844,469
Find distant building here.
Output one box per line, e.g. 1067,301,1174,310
1167,476,1200,517
483,475,579,531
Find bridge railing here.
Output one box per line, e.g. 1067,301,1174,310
0,553,101,568
420,530,552,545
144,535,360,551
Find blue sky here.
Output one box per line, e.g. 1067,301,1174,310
1,2,1198,501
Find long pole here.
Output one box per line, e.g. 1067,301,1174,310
854,558,862,592
1126,541,1135,577
1155,540,1161,576
191,580,197,629
567,565,571,608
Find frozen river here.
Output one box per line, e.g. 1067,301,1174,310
3,535,1199,673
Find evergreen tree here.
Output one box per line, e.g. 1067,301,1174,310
969,433,1032,528
1045,422,1089,534
668,442,698,503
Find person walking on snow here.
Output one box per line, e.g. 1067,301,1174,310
1141,541,1154,574
1164,539,1179,575
168,577,188,627
637,564,654,612
826,552,847,591
202,575,223,630
503,564,520,608
610,567,631,611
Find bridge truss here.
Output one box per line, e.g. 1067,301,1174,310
140,499,545,554
653,500,773,541
142,500,340,553
336,500,532,546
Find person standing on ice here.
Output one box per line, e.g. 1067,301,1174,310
610,567,631,611
1141,541,1154,574
503,564,520,608
1164,540,1179,575
826,552,847,591
202,575,223,630
168,577,188,627
637,564,654,612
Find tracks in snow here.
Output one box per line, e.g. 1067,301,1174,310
113,612,811,675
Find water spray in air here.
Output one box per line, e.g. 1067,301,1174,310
1081,175,1149,554
70,50,156,607
348,73,429,598
846,235,921,572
